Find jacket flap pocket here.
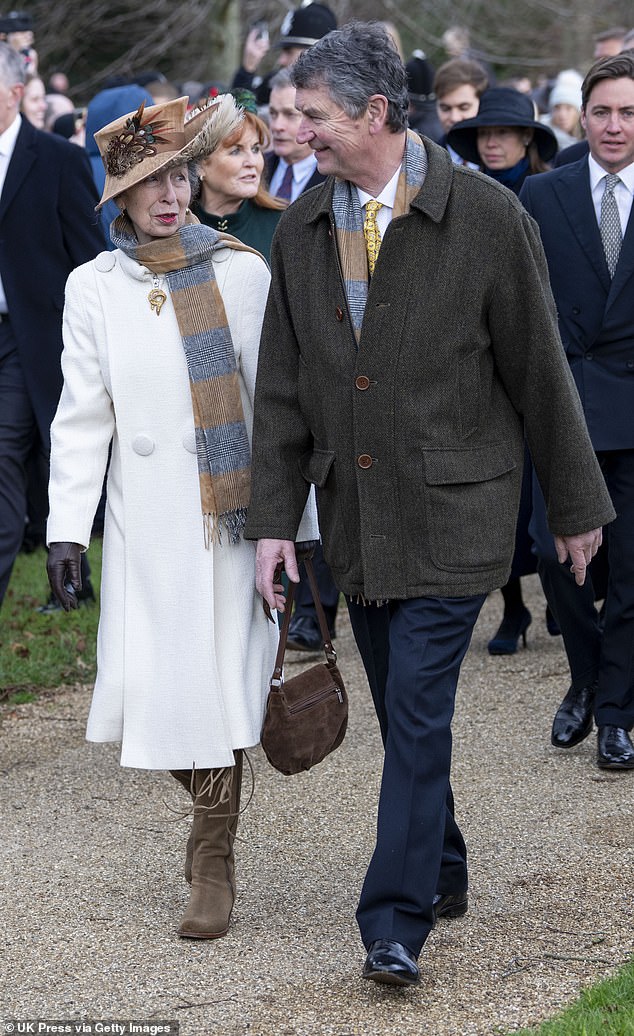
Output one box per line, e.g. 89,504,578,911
423,445,516,486
299,449,336,488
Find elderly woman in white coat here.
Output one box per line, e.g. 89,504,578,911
46,95,317,940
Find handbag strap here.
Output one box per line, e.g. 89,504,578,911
272,556,337,686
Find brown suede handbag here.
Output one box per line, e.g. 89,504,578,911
260,558,348,775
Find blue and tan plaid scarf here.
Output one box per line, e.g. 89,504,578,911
112,211,260,545
332,129,428,344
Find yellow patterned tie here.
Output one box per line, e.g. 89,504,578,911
363,200,383,275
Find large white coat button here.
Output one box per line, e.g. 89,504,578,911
182,430,197,454
132,434,155,456
94,251,116,273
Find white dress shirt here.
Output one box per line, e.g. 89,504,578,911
0,113,22,313
588,152,634,235
356,165,402,238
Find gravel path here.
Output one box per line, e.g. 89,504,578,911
2,574,633,1036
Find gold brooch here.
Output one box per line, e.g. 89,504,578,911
148,287,167,315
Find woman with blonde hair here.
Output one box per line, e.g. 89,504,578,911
20,73,46,129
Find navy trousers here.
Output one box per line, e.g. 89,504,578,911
0,325,37,607
530,450,634,729
347,593,485,956
0,323,91,610
293,542,340,629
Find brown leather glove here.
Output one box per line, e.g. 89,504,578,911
47,541,83,611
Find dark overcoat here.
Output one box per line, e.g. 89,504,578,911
245,138,614,600
520,156,634,451
0,117,102,444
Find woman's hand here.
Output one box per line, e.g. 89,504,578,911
47,541,83,611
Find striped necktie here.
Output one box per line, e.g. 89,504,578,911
276,163,294,202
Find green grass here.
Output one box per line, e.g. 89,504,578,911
0,541,102,698
506,959,634,1035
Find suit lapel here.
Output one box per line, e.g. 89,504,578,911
552,157,611,293
0,119,37,225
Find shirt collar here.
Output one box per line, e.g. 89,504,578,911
588,151,634,195
0,112,21,157
356,164,402,211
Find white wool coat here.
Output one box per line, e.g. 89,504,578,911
48,244,317,770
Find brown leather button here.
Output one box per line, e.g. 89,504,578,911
357,454,373,469
335,306,344,321
355,375,370,390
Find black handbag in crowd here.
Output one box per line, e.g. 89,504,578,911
260,557,348,775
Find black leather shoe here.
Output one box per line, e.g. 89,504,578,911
487,607,531,655
433,890,468,921
597,726,634,770
362,939,420,986
286,615,323,652
551,682,596,748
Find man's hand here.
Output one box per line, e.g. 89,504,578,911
255,538,299,615
554,528,603,586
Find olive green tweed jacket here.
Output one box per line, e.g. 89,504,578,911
245,137,615,601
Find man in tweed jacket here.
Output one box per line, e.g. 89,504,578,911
245,23,615,987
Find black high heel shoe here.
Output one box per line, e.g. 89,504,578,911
488,606,532,655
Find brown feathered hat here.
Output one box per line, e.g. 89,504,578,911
94,93,243,209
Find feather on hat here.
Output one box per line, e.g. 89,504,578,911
94,93,244,209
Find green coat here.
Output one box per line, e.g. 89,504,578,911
245,138,614,600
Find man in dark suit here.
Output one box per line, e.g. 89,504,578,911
0,42,103,609
245,23,613,987
520,52,634,770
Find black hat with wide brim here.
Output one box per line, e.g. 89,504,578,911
447,86,558,165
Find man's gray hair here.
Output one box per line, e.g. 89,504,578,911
0,41,26,89
269,68,294,93
290,21,409,133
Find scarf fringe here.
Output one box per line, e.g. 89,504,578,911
346,593,388,607
203,507,248,548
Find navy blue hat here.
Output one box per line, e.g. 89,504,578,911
406,50,436,102
0,9,33,33
448,87,558,164
276,3,336,48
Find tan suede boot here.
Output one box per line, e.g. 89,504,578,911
177,751,243,939
170,769,194,884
